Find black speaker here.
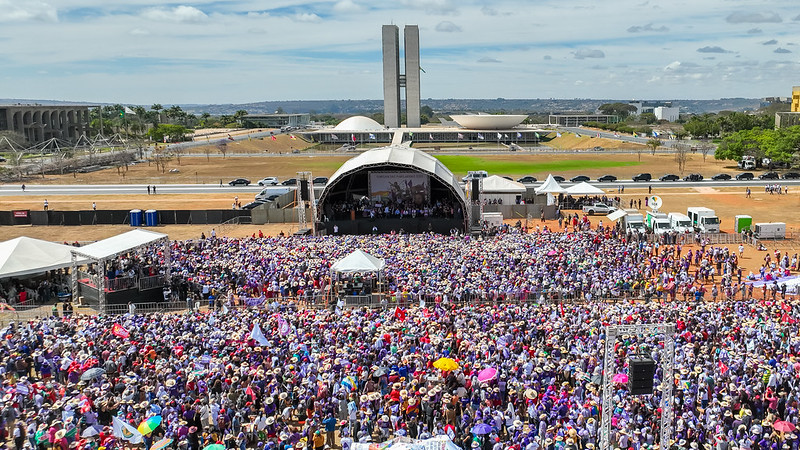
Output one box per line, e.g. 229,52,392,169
471,179,480,201
300,180,310,201
628,355,656,395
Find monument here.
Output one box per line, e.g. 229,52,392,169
382,25,420,128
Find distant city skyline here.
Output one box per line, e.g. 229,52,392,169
1,0,798,104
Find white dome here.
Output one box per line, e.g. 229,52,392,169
334,115,383,131
450,114,528,129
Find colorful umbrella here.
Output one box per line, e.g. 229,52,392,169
137,416,162,435
472,423,493,435
612,373,628,384
773,421,796,433
151,437,174,450
477,367,497,383
433,357,459,371
203,445,225,450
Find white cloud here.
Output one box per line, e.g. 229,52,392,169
627,23,669,33
129,28,149,36
774,47,791,54
746,28,762,34
0,0,58,23
142,6,208,23
477,56,501,63
293,12,321,23
573,49,605,59
332,0,361,13
697,46,732,53
725,11,782,24
435,21,461,32
399,0,456,15
481,5,498,16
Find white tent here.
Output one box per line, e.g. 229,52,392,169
331,249,385,273
481,175,526,193
565,181,605,196
0,237,88,279
534,174,566,194
72,229,168,260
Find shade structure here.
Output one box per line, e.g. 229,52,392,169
534,174,566,194
477,367,497,383
331,249,385,274
72,229,167,261
481,175,526,193
433,357,459,371
565,181,605,196
0,237,88,279
137,416,162,435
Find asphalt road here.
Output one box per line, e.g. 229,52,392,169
2,179,798,197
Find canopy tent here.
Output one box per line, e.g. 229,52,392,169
352,436,462,450
565,181,605,196
331,249,385,274
481,175,526,193
534,174,566,194
607,209,628,222
0,237,88,279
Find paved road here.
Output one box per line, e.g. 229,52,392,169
2,179,798,197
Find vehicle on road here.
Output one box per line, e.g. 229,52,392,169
632,173,652,182
462,170,489,182
759,171,779,180
570,175,590,183
710,173,731,181
659,174,679,182
257,177,279,186
552,176,566,182
736,172,754,180
313,177,329,185
281,178,298,186
517,176,537,184
683,173,703,182
582,202,617,215
228,178,251,186
783,172,800,179
597,174,617,182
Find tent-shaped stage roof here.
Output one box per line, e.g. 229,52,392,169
0,237,89,279
331,249,386,274
535,174,566,194
565,181,605,196
481,175,526,193
72,229,168,261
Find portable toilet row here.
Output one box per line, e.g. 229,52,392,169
129,209,159,227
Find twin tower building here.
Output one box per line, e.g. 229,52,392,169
382,25,421,128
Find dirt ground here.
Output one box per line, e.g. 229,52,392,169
545,132,648,150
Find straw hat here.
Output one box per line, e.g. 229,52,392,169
55,430,66,440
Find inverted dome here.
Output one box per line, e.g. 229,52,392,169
450,114,528,129
334,115,383,131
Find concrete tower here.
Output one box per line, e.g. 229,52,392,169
382,25,420,128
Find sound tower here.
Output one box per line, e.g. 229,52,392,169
471,179,480,201
627,355,656,395
300,180,310,201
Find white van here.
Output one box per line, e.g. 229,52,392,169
754,222,786,239
462,170,489,182
668,213,692,233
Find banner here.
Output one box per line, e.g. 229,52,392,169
113,417,143,444
111,324,129,339
369,172,429,205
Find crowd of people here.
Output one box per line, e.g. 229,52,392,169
323,198,461,222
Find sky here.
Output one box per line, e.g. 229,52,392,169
1,0,799,104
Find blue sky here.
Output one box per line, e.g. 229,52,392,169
1,0,798,104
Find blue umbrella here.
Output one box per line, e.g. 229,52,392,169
472,423,492,435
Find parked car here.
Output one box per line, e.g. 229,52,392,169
517,176,538,184
736,172,754,180
570,175,590,183
552,176,566,182
242,200,266,210
597,174,617,182
710,173,732,181
582,202,617,215
659,174,679,181
281,178,298,186
683,173,703,182
313,177,329,185
228,178,251,186
783,172,800,179
632,173,652,182
257,177,279,186
759,171,779,180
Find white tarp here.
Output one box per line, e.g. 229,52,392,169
565,181,605,196
481,175,526,193
0,237,88,279
331,249,386,273
534,174,566,194
72,229,167,261
352,436,461,450
607,209,628,222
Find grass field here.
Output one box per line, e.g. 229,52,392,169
435,155,641,177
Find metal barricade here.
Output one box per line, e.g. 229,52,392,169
139,275,165,291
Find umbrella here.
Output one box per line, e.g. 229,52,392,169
472,423,493,435
81,426,102,438
477,367,497,383
204,445,225,450
80,367,106,381
612,373,628,384
773,421,796,433
151,437,174,450
433,357,459,372
373,368,386,378
138,416,162,435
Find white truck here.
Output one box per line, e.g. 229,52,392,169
582,202,617,215
754,222,786,239
622,210,646,234
739,155,756,170
687,207,720,233
668,212,693,233
646,211,672,235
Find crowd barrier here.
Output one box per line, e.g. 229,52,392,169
0,209,252,226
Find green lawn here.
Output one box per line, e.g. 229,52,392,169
434,155,641,176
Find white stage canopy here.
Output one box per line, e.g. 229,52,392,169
0,237,88,279
331,249,386,274
565,181,605,196
72,229,168,260
534,174,566,194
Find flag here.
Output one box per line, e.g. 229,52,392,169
277,315,291,336
250,322,269,346
497,132,502,140
477,133,484,140
718,360,729,375
419,67,426,73
556,132,562,138
111,324,129,339
596,133,600,138
559,303,564,317
369,133,376,140
652,131,659,137
331,134,338,140
457,133,464,140
248,135,251,141
781,313,796,324
113,417,143,444
245,385,257,400
351,134,356,142
504,134,509,139
290,135,297,140
409,132,414,138
271,135,277,141
429,133,434,140
535,132,540,139
575,133,581,138
394,307,406,321
517,132,522,139
632,132,637,137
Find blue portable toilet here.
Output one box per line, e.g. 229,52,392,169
145,209,158,227
130,209,143,227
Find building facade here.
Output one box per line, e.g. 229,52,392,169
654,106,680,122
792,86,800,112
0,104,93,145
241,114,310,129
549,114,618,127
775,112,800,129
382,25,421,128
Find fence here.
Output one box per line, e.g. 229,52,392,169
138,275,165,291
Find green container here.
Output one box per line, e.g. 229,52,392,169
734,215,752,233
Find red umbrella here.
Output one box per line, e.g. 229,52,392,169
773,421,796,433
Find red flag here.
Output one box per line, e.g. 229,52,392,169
559,303,564,317
718,360,729,375
245,385,256,400
351,134,356,142
111,323,129,339
271,135,277,141
394,307,406,321
781,313,796,324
